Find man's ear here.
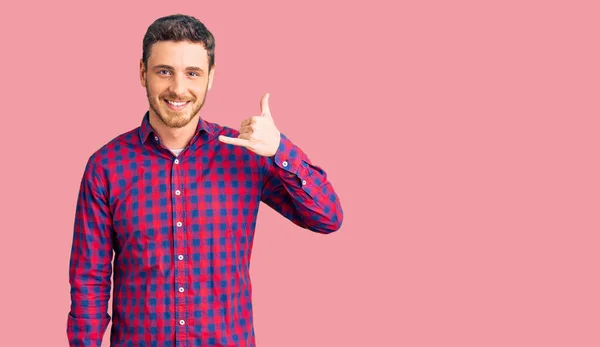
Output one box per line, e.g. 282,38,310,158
208,65,216,90
139,59,146,88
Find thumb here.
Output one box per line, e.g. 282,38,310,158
260,92,271,118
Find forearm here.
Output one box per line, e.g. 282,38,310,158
261,133,344,233
67,251,112,346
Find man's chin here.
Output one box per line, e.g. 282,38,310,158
163,119,191,129
160,111,195,128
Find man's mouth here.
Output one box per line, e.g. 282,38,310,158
163,99,191,111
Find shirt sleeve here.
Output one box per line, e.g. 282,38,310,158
260,132,344,233
67,158,113,347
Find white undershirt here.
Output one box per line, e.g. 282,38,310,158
170,148,184,156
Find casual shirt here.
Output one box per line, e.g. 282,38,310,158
67,111,343,347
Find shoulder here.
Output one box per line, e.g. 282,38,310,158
202,118,264,169
85,127,139,173
203,118,240,139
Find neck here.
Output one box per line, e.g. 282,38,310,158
148,111,199,149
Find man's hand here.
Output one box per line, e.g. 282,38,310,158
218,92,281,157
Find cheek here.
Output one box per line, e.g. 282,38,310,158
191,85,208,97
146,80,166,97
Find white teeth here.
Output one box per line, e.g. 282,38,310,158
167,100,187,106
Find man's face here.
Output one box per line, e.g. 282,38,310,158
140,40,215,128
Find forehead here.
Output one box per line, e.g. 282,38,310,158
148,40,209,68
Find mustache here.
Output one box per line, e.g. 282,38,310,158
144,88,194,103
161,95,194,102
163,99,193,102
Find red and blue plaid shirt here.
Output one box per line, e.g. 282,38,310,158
67,111,343,347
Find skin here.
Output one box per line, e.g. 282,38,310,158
218,93,281,157
139,40,215,150
140,40,280,156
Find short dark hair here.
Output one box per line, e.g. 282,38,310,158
142,14,215,71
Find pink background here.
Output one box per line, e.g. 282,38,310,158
1,0,599,346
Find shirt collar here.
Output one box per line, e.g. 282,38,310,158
138,110,214,145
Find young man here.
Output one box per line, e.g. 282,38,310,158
66,14,343,347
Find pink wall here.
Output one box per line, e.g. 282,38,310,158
1,0,599,346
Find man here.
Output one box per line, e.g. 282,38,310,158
66,13,343,347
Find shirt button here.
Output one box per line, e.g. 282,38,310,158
175,190,181,195
179,320,185,325
179,287,185,293
154,136,159,141
282,161,288,167
302,180,306,185
177,221,182,227
178,255,184,260
174,158,179,164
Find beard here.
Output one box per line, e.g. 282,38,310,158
146,81,208,129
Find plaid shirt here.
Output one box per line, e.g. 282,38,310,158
67,111,343,347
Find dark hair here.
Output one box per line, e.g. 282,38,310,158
142,14,215,71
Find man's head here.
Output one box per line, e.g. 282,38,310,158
140,14,216,129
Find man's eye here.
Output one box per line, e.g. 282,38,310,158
189,72,199,77
158,70,171,75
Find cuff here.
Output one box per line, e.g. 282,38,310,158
272,132,303,176
271,133,319,198
67,312,110,346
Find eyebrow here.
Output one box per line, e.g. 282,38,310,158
152,64,204,72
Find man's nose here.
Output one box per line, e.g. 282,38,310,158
169,74,187,97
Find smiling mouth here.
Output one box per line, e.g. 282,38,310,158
163,99,190,111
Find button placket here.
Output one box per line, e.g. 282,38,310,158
171,156,188,336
